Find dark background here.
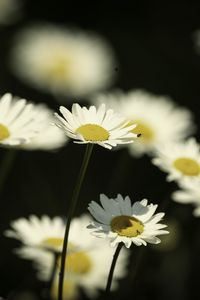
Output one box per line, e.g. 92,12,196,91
0,1,200,300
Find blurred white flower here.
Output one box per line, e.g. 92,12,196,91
152,138,200,183
88,194,168,248
54,103,137,149
90,90,195,156
21,104,67,151
5,214,129,299
172,179,200,217
0,93,67,150
10,23,116,98
0,0,21,25
4,215,65,251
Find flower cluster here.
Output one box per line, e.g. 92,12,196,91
5,214,129,299
0,9,199,300
1,90,172,299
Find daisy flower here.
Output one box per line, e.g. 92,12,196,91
88,194,168,248
54,103,137,149
152,138,200,183
5,215,128,298
10,23,116,98
4,215,65,252
0,93,43,147
0,0,21,25
172,179,200,217
90,89,194,156
0,93,67,150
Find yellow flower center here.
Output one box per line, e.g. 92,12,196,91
110,215,144,237
57,243,92,275
130,120,154,141
76,124,109,141
0,124,10,141
44,53,71,81
51,279,77,300
42,238,92,275
173,157,200,176
42,237,63,251
65,250,92,274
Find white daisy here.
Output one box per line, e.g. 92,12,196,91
88,194,168,248
0,93,67,150
0,93,44,147
4,215,65,252
5,215,128,298
152,138,200,183
90,89,194,156
54,103,137,149
172,179,200,217
0,0,21,25
10,23,116,98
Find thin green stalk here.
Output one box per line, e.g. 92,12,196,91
105,242,123,295
0,149,16,195
58,144,94,300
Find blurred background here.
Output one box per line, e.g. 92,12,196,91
0,1,200,300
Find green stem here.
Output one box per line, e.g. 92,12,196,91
58,144,94,300
0,149,16,194
105,242,123,295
